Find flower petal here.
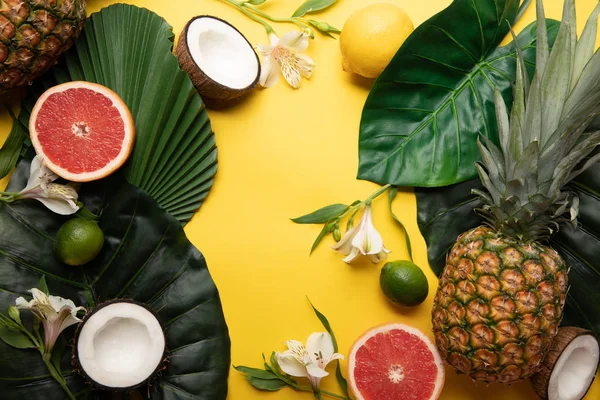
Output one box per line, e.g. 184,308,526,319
256,43,274,57
277,353,309,378
331,225,360,255
306,362,329,378
35,197,80,215
342,247,360,263
306,332,335,360
15,296,31,308
296,53,314,78
268,33,279,46
279,31,309,52
22,156,43,192
49,295,77,314
352,206,385,255
29,288,49,304
259,56,280,88
278,57,302,88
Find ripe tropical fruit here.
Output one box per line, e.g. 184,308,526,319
54,218,104,266
0,0,87,91
348,324,445,400
431,0,600,384
340,3,414,79
30,81,135,182
380,260,429,307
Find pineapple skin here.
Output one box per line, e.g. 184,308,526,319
432,226,568,384
0,0,86,90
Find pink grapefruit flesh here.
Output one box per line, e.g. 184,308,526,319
348,323,445,400
30,81,135,182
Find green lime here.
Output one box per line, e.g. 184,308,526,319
54,218,104,266
380,260,429,307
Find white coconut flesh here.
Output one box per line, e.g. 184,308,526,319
548,335,599,400
77,302,165,388
187,17,259,89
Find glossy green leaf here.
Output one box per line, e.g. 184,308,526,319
0,109,26,180
12,4,217,225
358,0,560,187
38,275,48,296
310,223,331,255
233,366,279,380
388,187,413,261
307,300,350,399
245,377,288,391
292,0,337,17
247,0,267,5
0,326,35,349
0,158,230,399
415,164,600,334
291,204,348,224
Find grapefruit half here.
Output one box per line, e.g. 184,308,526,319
30,81,135,182
348,323,445,400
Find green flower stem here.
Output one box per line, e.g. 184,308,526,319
367,184,392,203
42,353,76,400
0,191,18,202
221,0,275,33
243,4,311,30
335,183,393,224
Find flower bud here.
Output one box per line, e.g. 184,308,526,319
333,227,342,242
8,306,21,324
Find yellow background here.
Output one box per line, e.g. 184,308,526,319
1,0,599,399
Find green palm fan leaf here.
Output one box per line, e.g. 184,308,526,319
14,4,217,225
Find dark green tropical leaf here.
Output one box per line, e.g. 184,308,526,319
358,0,560,187
12,4,217,225
0,108,27,180
292,0,337,17
415,164,600,334
291,204,348,224
0,158,230,399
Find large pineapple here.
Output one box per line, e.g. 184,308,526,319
0,0,86,91
432,0,600,385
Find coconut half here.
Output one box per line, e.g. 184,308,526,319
531,327,600,400
73,300,166,390
176,16,261,101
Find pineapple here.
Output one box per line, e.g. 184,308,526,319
432,0,600,385
0,0,86,91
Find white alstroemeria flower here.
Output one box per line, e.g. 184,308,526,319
257,31,314,88
331,204,390,263
16,288,86,353
15,156,79,215
277,332,344,392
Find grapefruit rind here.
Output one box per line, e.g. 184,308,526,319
29,81,135,183
348,323,445,400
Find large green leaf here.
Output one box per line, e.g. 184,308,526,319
12,4,217,225
358,0,559,187
0,159,230,399
415,164,600,334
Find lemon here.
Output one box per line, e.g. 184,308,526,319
54,218,104,266
380,260,429,307
340,3,414,79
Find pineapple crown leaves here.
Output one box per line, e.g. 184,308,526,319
475,0,600,242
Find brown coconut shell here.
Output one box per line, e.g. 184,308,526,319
530,327,600,399
72,299,168,392
176,16,260,102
